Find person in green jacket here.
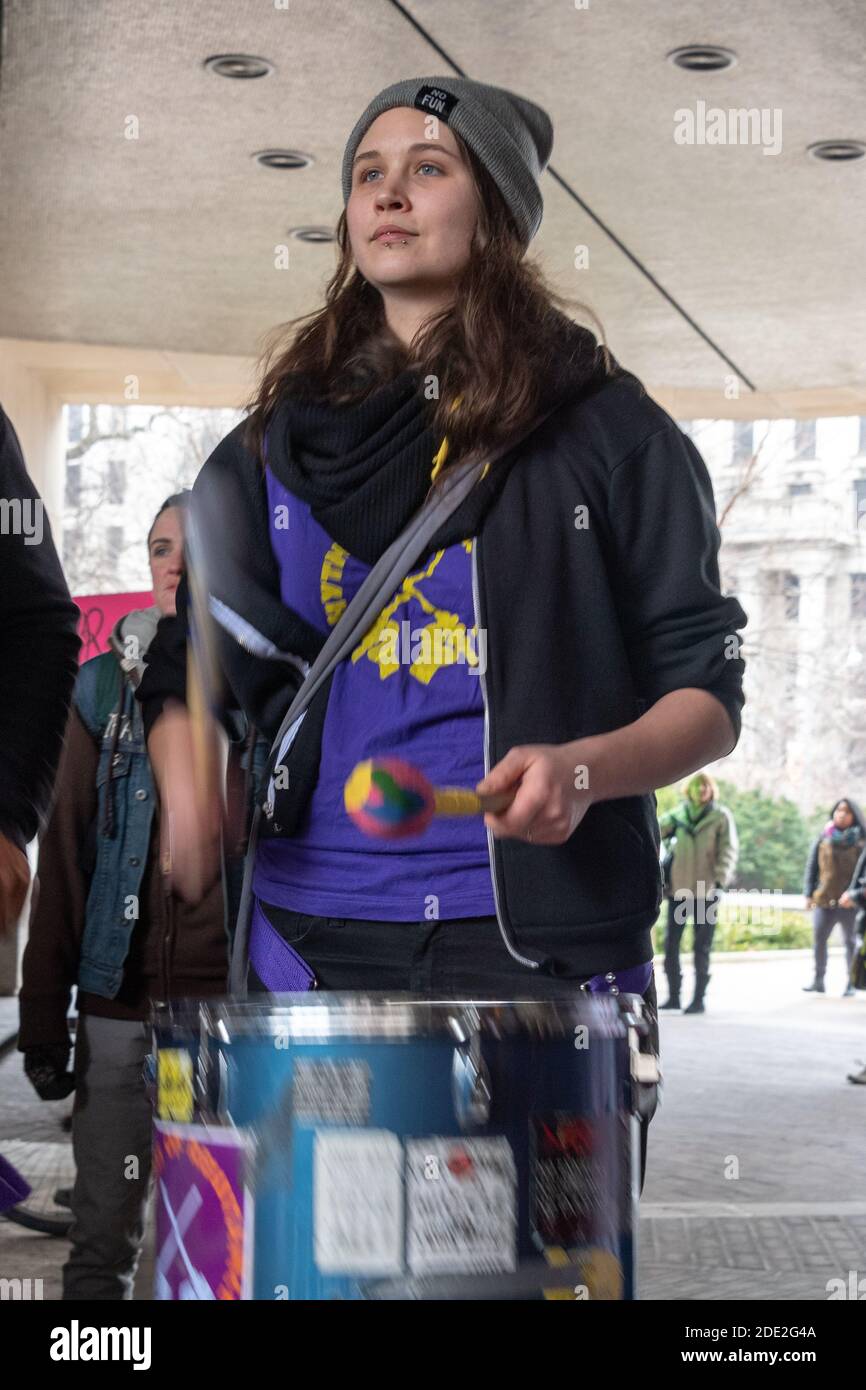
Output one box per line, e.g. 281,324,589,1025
659,771,739,1014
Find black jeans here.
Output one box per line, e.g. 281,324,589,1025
811,905,858,985
663,894,716,1001
249,906,659,1192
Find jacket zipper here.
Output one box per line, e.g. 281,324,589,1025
471,535,542,972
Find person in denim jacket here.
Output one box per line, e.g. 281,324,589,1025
18,493,253,1299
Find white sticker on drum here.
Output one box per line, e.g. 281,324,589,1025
405,1138,517,1275
293,1059,371,1124
313,1130,404,1275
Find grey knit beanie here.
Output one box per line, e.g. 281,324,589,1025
341,76,554,247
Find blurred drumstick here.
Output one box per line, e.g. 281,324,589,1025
183,505,224,808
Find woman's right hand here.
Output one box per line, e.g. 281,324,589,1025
148,703,223,904
804,895,814,910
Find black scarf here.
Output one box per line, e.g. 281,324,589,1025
266,365,528,565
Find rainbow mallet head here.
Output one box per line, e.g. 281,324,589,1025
344,757,435,839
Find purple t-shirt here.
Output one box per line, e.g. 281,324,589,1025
253,471,497,921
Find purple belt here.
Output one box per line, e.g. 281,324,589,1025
581,961,654,996
249,900,654,998
249,898,317,991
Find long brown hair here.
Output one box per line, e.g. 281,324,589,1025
244,134,619,470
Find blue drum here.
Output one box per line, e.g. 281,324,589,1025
157,993,651,1300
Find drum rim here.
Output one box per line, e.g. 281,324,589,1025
151,993,638,1041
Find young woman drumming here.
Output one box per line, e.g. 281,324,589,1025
137,76,748,1190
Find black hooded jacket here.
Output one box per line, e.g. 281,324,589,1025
0,407,81,851
137,362,747,975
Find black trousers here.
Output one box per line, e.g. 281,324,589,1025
249,906,659,1193
663,895,716,999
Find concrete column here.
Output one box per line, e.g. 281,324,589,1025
0,346,66,525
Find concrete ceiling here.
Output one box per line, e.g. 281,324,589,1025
0,0,864,404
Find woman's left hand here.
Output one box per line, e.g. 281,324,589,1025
476,743,593,845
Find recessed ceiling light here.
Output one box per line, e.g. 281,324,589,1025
204,54,274,79
254,149,315,171
808,139,866,162
289,226,336,244
667,45,738,72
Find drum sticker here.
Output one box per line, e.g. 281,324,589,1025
293,1059,371,1124
156,1048,194,1123
530,1115,603,1246
313,1130,404,1275
153,1121,253,1300
405,1138,517,1275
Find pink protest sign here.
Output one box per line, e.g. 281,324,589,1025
73,591,153,663
153,1121,254,1301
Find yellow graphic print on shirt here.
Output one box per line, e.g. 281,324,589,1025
318,538,480,685
320,542,350,626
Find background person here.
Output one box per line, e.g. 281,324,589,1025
803,796,865,997
841,843,866,1081
659,771,739,1014
18,493,243,1301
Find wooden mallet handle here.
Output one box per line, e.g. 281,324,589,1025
433,787,515,816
